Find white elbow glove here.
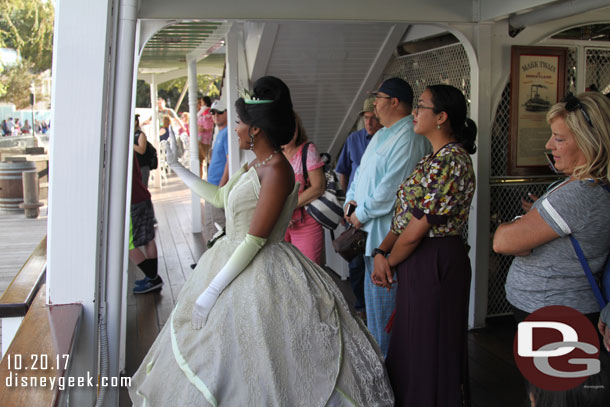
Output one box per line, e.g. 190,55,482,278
191,234,267,329
167,133,244,208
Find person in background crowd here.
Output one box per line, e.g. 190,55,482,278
336,96,382,320
528,351,610,406
372,84,477,406
344,77,432,356
282,113,326,265
133,114,151,187
22,119,31,134
6,117,15,136
179,112,189,137
130,152,163,294
197,95,214,177
202,97,229,244
159,115,172,142
13,118,21,136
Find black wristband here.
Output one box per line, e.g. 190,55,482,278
372,248,388,258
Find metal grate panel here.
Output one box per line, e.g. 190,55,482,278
487,181,559,315
585,48,610,94
384,44,471,110
567,48,577,96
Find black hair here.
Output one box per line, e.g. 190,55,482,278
427,84,477,154
529,352,610,407
203,96,212,107
235,76,296,149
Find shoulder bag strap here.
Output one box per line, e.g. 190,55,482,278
570,183,610,308
570,236,607,308
300,142,311,185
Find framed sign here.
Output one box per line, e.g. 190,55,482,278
509,46,567,175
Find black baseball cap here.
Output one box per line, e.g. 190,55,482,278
373,77,414,104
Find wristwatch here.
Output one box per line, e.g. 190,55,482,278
372,248,388,258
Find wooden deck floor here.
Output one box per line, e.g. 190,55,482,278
0,208,47,353
121,172,528,407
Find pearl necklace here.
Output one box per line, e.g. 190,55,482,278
253,150,281,168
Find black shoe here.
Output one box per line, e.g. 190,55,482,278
133,276,163,294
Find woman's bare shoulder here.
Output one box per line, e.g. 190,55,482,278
260,159,295,194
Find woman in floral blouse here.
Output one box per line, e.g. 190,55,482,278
372,84,477,407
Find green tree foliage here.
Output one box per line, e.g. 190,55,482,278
0,0,55,73
0,65,6,98
0,59,37,109
136,75,223,112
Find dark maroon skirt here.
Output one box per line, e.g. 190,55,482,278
386,235,471,407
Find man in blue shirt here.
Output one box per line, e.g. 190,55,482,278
345,78,431,355
336,97,382,321
204,97,229,244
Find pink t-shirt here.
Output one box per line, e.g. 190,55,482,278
288,142,325,221
197,108,214,144
289,143,325,194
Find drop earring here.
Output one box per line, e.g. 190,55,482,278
249,133,255,150
437,124,440,130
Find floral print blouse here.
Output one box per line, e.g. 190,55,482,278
391,143,475,237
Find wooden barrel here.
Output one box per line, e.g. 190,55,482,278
0,161,37,212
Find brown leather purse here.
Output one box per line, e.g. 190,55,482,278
332,226,367,262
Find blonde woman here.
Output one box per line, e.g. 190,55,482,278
494,92,610,328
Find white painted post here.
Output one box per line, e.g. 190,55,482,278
101,0,139,405
225,25,241,175
467,23,493,329
150,75,161,188
47,0,114,404
187,58,203,232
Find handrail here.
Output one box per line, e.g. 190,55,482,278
0,236,47,318
490,176,564,185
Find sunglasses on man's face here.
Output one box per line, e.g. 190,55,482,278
562,95,593,128
211,110,225,115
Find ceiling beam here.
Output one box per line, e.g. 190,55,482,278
328,23,409,158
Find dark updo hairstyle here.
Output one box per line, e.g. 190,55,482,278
427,84,477,154
235,76,296,149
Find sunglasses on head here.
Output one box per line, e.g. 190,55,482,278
562,95,593,128
211,110,225,115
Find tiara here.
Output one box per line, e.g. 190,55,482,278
240,88,273,105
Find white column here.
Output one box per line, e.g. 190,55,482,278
102,0,138,405
187,58,203,232
225,25,241,175
150,75,161,188
47,0,114,404
468,23,493,329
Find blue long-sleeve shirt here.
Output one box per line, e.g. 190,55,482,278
336,128,374,192
345,115,431,255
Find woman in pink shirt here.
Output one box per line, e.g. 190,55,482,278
282,114,326,264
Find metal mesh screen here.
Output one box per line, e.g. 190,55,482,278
487,48,576,316
586,48,610,94
567,48,578,95
384,44,471,111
